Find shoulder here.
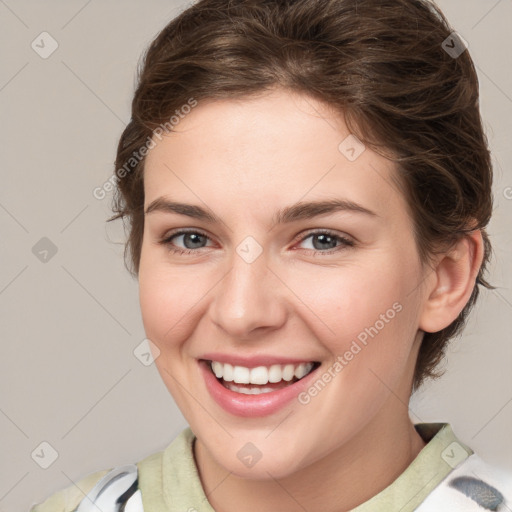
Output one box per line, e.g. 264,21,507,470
416,453,512,511
29,468,112,512
30,464,143,512
28,430,191,512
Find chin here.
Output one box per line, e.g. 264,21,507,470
200,431,313,480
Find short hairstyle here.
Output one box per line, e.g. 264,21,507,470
109,0,494,391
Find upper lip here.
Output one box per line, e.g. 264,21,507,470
199,353,319,368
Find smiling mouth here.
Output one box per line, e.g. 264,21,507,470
203,359,321,395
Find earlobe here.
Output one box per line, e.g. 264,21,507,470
419,230,484,334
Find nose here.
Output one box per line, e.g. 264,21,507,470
208,249,288,340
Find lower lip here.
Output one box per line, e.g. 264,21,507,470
199,360,319,417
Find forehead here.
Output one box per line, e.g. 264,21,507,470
143,89,408,224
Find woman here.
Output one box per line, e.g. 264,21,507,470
30,0,512,510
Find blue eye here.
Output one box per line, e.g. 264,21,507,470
296,230,354,253
158,229,354,256
159,229,211,255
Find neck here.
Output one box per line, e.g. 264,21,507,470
193,405,427,512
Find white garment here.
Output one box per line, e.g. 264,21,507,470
73,465,143,512
416,453,512,511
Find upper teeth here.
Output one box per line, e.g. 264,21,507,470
210,361,315,385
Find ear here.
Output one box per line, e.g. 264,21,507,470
419,229,485,333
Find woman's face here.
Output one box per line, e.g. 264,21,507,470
139,88,431,478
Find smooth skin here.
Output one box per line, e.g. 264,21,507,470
138,87,484,512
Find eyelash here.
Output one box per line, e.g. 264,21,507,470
158,228,355,256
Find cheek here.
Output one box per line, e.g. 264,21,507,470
139,270,199,346
138,239,206,348
288,260,409,334
138,262,206,404
286,263,420,428
284,255,421,376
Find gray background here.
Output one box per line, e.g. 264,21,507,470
0,1,510,510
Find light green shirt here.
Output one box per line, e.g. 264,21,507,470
29,422,472,512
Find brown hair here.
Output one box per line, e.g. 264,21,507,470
109,0,494,391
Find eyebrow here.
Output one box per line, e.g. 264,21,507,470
144,197,378,224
